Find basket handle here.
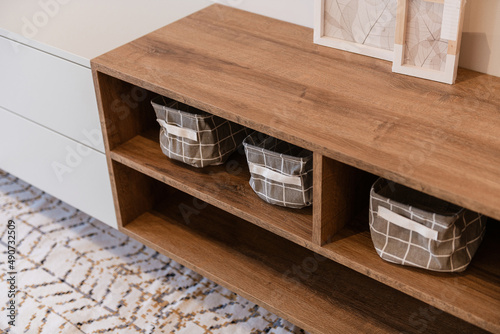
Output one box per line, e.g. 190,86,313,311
377,206,439,240
248,162,302,186
157,119,198,142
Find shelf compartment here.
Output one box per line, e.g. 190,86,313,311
103,91,500,333
312,153,375,245
114,163,486,334
110,132,313,245
316,212,500,333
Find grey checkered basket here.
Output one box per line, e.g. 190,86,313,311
243,132,313,209
369,178,486,272
151,96,249,168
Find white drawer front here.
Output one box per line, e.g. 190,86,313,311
0,107,117,228
0,36,104,152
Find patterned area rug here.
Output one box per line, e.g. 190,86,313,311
0,170,306,334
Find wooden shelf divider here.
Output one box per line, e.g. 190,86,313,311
312,153,362,245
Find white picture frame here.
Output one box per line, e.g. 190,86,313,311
392,0,466,84
313,0,398,61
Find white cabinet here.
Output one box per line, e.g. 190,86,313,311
0,107,115,226
0,0,210,228
0,36,104,152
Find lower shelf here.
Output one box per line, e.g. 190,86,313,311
119,190,486,333
317,213,500,333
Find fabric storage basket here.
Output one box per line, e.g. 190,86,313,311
151,96,249,168
243,132,313,209
369,178,486,273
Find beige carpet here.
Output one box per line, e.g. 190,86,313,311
0,170,306,333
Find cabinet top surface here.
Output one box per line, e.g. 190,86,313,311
0,0,209,67
91,4,500,219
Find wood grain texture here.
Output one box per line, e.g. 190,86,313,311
312,153,360,245
91,4,500,221
92,72,155,152
110,160,155,226
110,132,313,244
395,0,408,46
317,214,500,333
110,160,177,227
92,71,157,226
121,187,487,334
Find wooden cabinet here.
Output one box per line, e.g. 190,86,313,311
92,5,500,333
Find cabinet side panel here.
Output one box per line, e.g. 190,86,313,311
92,70,157,227
92,71,156,151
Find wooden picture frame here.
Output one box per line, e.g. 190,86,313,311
314,0,398,61
392,0,466,84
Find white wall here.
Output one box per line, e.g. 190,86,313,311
461,0,500,77
0,0,210,66
214,0,313,28
216,0,500,77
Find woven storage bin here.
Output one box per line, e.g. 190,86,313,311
151,96,249,168
243,132,313,209
369,178,486,272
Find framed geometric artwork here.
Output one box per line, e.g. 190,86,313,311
392,0,466,84
314,0,398,61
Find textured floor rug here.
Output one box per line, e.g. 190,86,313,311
0,170,306,334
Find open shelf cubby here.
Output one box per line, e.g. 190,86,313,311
111,130,314,244
110,160,487,334
92,4,500,333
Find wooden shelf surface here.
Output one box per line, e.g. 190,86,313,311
110,132,313,245
317,214,500,333
120,191,486,334
91,4,500,221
